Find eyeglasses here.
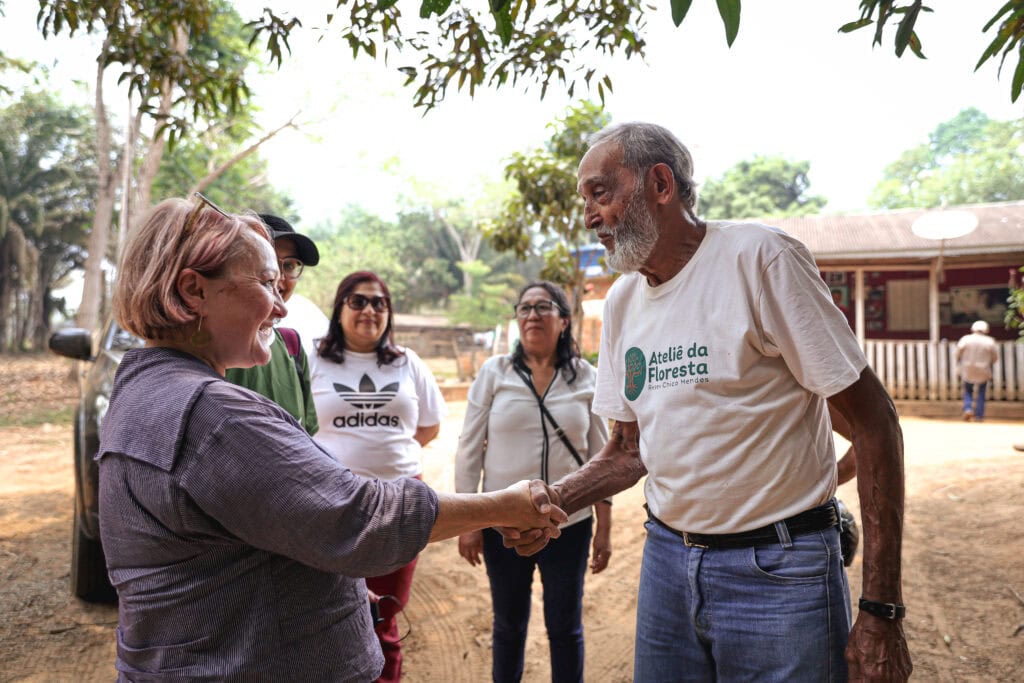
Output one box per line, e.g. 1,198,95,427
345,293,390,312
182,192,229,237
514,300,561,318
279,257,304,281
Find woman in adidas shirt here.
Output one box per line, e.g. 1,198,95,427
454,281,611,683
310,271,447,683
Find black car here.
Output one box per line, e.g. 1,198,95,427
49,318,142,603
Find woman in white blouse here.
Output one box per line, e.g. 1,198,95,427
455,281,611,683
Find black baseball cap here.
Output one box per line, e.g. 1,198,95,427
258,214,320,266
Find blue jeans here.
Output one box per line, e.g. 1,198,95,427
482,519,592,683
963,381,988,418
634,516,851,682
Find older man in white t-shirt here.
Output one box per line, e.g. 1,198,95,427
956,320,999,421
503,123,911,682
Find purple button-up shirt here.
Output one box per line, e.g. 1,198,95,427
98,348,438,681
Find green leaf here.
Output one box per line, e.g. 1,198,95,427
492,5,513,45
419,0,453,19
976,28,1011,70
838,18,873,34
907,32,925,59
982,0,1016,32
873,0,894,47
716,0,741,47
670,0,694,27
1012,46,1024,102
489,0,510,12
894,1,921,58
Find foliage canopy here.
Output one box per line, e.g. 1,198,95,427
700,156,826,220
868,108,1024,210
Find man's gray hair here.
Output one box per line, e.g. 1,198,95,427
587,122,699,211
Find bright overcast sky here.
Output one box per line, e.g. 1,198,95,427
2,2,1020,226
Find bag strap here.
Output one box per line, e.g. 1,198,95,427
278,327,301,359
277,327,310,403
512,362,585,468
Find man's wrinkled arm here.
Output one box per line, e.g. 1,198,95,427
829,367,912,681
553,419,646,516
499,420,645,556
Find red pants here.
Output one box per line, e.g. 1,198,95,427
367,556,418,682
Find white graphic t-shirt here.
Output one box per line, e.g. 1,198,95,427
310,347,447,480
593,221,867,534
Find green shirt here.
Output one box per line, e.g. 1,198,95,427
225,329,319,435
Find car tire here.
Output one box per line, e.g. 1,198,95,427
71,511,117,604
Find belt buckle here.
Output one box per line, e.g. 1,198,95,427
681,532,708,549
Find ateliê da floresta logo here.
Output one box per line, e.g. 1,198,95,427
332,373,400,427
623,343,710,401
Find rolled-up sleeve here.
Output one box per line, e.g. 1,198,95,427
454,358,499,493
179,390,438,578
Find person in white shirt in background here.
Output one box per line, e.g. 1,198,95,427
309,270,447,683
455,280,610,683
956,320,999,422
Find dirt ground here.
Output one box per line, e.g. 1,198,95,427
2,354,1024,682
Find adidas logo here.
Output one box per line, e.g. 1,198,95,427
333,373,399,409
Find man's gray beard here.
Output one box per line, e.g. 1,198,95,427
606,182,659,273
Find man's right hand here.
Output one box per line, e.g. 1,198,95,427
498,479,562,556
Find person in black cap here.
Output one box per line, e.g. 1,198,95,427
224,214,320,434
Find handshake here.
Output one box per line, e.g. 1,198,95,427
495,479,567,556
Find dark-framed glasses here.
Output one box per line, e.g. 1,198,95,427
183,191,229,236
279,257,304,281
345,293,390,312
514,300,560,318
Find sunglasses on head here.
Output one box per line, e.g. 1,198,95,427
345,293,390,312
182,192,229,236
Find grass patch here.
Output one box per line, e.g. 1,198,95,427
0,404,75,428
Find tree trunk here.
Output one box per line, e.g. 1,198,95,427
131,24,186,233
18,241,40,350
77,40,119,334
570,246,586,345
0,222,29,352
0,232,12,351
32,250,59,350
436,210,483,294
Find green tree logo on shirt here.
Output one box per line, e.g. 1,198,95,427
624,347,646,401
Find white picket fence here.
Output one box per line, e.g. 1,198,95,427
863,340,1024,402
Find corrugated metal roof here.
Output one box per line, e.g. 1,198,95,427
766,201,1024,261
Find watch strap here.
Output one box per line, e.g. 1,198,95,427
858,597,906,620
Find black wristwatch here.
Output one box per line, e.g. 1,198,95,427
858,597,906,620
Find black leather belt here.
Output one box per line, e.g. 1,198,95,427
647,501,839,549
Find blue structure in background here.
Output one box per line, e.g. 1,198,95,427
573,243,609,278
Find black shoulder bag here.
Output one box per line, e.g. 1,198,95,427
511,362,585,469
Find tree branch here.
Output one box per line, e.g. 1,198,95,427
189,112,301,195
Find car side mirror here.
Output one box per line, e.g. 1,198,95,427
49,328,94,361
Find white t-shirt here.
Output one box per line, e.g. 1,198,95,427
593,221,867,534
956,332,998,384
454,355,609,527
310,347,447,480
279,293,330,356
